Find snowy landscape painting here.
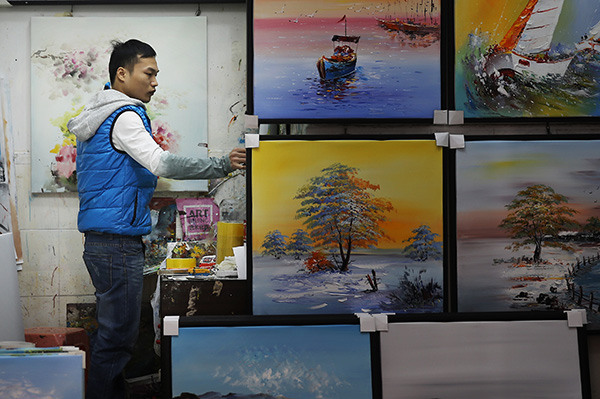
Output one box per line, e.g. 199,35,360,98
251,139,444,315
455,0,600,117
170,324,373,399
456,139,600,330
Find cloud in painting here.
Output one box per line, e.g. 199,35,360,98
213,345,349,399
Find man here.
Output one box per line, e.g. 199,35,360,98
67,39,246,399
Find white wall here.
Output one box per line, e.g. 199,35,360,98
0,2,247,327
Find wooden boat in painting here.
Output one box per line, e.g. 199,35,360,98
484,0,573,77
316,35,360,80
376,0,439,36
317,16,360,80
376,18,438,36
576,20,600,52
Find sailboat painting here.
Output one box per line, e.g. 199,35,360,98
455,0,600,118
577,20,600,52
252,0,441,120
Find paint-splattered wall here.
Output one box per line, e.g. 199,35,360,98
0,2,246,328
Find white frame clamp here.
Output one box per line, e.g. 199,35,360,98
433,110,464,125
163,315,180,336
435,132,465,149
245,133,260,148
565,309,587,327
355,313,392,332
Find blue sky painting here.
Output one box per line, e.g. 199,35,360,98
171,324,373,399
0,354,84,398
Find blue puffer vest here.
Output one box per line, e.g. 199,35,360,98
76,105,157,236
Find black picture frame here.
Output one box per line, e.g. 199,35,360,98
452,134,600,333
246,134,451,316
451,0,600,123
161,314,382,399
247,0,451,123
9,0,244,4
382,311,591,399
160,312,590,399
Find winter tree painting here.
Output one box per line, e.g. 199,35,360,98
251,139,444,315
456,139,600,330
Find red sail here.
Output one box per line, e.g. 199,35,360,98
498,0,538,52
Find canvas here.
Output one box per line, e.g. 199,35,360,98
0,351,85,399
251,0,441,121
456,139,600,330
251,139,444,315
455,0,600,118
170,324,373,399
30,17,208,193
380,320,583,398
0,82,9,234
0,79,22,262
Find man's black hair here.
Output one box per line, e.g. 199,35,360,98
108,39,156,85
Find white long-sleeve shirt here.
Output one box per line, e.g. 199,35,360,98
68,89,232,180
112,111,232,179
112,111,164,174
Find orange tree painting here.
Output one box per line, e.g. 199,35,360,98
295,163,394,272
456,139,600,330
499,184,579,263
251,139,444,315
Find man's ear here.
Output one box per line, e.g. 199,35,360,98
116,66,128,83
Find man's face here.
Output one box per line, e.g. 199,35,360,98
120,56,159,103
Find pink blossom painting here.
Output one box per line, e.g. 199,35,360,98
30,17,208,193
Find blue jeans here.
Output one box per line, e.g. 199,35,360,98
83,232,144,399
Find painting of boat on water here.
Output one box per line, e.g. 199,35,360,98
251,139,444,315
170,324,373,399
456,139,600,330
252,0,441,120
455,0,600,118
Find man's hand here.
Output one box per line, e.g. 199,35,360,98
229,147,246,170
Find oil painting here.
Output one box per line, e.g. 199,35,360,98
455,0,600,118
380,320,583,398
170,324,373,399
0,81,11,234
0,350,85,399
0,78,21,262
456,139,600,330
252,139,444,315
30,17,208,193
251,0,441,120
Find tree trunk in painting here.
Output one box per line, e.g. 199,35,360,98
295,163,394,272
499,184,578,263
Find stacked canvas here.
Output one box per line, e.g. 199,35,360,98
0,346,85,399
